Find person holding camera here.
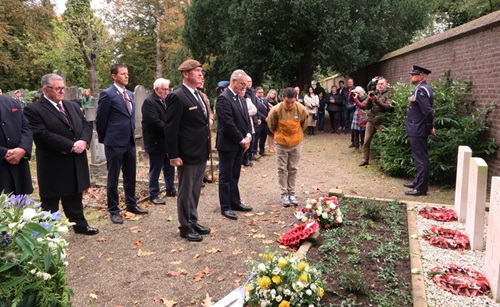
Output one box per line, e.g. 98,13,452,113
358,77,393,166
304,85,319,135
349,86,368,150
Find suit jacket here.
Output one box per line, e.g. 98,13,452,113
96,85,135,146
215,88,252,152
406,82,434,137
165,85,209,164
0,96,33,194
142,92,167,154
255,97,270,124
24,96,92,198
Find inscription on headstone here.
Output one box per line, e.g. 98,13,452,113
465,158,487,250
454,146,472,222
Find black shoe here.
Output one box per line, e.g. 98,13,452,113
221,210,238,220
179,226,203,242
127,206,149,214
243,161,253,167
358,161,369,167
166,189,177,197
201,182,205,188
149,197,166,205
192,223,211,235
203,177,213,183
405,189,427,196
403,182,415,188
231,203,253,212
110,214,123,224
73,225,99,235
348,143,355,148
250,155,261,161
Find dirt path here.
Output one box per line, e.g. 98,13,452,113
66,130,454,306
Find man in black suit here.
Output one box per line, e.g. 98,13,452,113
142,78,176,206
165,59,211,242
252,86,270,156
0,95,33,195
215,69,254,221
96,64,149,224
24,74,98,235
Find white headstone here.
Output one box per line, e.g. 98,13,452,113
454,146,472,222
90,130,106,164
133,85,148,131
465,157,487,250
485,177,500,302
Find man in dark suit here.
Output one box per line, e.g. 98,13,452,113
96,64,149,224
215,69,254,221
0,95,33,195
404,65,435,196
252,86,270,156
165,59,211,242
23,74,98,235
142,78,176,205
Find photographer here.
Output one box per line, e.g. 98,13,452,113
349,87,368,150
358,77,393,166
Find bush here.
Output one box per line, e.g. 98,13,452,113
372,71,497,187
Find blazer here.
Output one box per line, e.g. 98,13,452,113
24,96,92,198
215,88,252,152
96,85,135,146
0,96,33,194
165,85,209,164
141,92,167,154
406,82,434,137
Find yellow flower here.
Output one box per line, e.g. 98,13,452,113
299,273,308,283
262,253,273,263
272,275,282,285
317,287,325,297
278,300,290,307
244,284,253,293
278,257,287,268
297,261,309,272
258,276,272,289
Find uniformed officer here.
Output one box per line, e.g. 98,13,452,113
404,65,436,196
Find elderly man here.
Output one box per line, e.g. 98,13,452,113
404,65,436,196
24,74,98,235
215,69,254,221
142,78,176,205
165,59,212,242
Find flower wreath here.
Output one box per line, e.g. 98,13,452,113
430,264,490,296
422,226,470,250
280,221,319,246
418,206,457,222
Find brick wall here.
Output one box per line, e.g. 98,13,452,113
353,10,500,179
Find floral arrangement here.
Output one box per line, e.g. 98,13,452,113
297,196,342,229
244,247,325,306
0,193,73,307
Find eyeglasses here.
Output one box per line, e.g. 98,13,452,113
159,88,170,92
46,86,65,92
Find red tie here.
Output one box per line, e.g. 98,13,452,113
57,102,69,122
122,91,132,114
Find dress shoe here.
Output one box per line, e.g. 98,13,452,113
348,143,355,148
73,225,99,235
179,226,203,242
127,206,149,214
243,161,253,167
166,189,177,197
149,197,166,205
110,214,123,224
203,177,213,183
231,203,253,212
192,223,211,235
358,161,369,167
221,210,238,220
403,182,415,188
405,189,427,196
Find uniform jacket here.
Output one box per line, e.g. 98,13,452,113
215,88,252,152
165,85,210,164
0,96,33,194
96,85,136,146
141,91,167,154
24,96,92,198
406,82,434,137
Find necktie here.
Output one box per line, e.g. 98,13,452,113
122,91,133,114
57,102,69,122
160,99,166,110
194,90,207,116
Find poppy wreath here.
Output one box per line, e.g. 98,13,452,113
418,206,457,222
280,221,319,246
430,264,490,296
422,226,470,250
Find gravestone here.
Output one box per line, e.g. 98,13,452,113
485,177,500,302
64,86,80,102
465,157,487,250
454,146,472,222
133,85,148,132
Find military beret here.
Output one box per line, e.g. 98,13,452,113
217,81,229,88
409,65,431,75
178,59,202,72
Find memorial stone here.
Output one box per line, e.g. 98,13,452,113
454,146,472,222
485,177,500,302
465,157,487,250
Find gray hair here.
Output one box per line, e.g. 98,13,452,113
153,78,170,89
353,86,366,95
41,74,64,88
230,69,248,82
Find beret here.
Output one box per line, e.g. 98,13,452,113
217,81,229,88
178,59,202,72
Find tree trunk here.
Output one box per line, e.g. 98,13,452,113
296,51,313,90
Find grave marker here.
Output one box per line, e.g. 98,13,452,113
454,146,472,222
465,158,487,250
485,177,500,302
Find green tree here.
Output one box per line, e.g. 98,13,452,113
432,0,499,29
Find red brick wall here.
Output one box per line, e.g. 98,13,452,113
354,11,500,179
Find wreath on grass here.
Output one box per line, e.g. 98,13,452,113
418,206,457,222
429,264,490,296
422,226,470,250
279,221,319,246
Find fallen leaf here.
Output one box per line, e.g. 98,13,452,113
202,293,214,306
194,254,201,259
206,248,221,254
262,239,274,244
253,234,265,238
247,220,257,226
167,216,173,222
166,271,181,277
128,226,141,233
203,267,210,275
236,272,243,276
217,276,224,282
232,249,243,255
137,249,155,257
228,237,237,242
135,239,142,246
170,260,182,265
153,297,177,307
106,257,113,261
194,272,204,282
274,211,281,217
243,213,254,217
256,212,265,216
79,256,85,260
96,237,107,242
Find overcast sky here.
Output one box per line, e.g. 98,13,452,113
53,0,102,15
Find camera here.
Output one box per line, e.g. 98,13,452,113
369,91,377,98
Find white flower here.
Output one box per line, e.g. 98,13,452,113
321,212,328,219
30,269,37,274
336,215,343,223
301,216,308,222
410,234,418,239
58,225,69,234
305,203,312,209
22,208,38,222
310,283,317,291
258,263,266,271
275,295,282,302
284,289,291,296
36,272,52,281
306,289,312,296
63,261,69,266
272,267,281,275
309,304,315,307
411,268,421,274
8,223,17,229
329,203,336,209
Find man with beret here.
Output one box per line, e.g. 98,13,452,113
404,65,435,196
165,59,211,242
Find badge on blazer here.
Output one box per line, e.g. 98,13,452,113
189,106,198,110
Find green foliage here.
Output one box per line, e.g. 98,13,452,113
432,0,500,29
375,72,497,186
338,268,368,295
359,200,384,220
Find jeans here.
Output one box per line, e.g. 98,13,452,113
317,111,325,131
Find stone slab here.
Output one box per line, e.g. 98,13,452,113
485,177,500,302
454,146,472,222
466,157,487,250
